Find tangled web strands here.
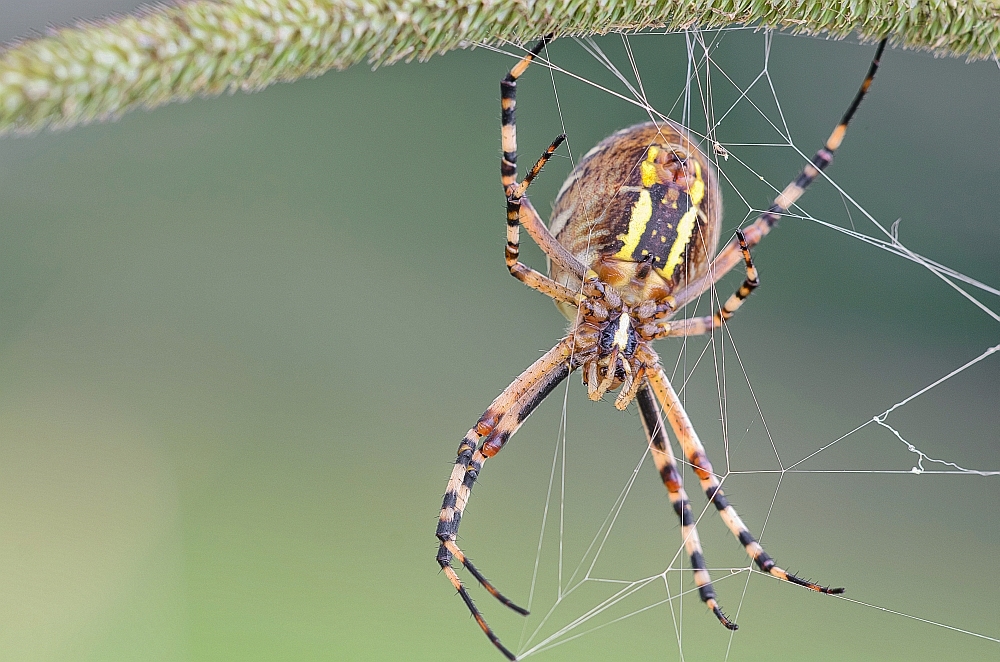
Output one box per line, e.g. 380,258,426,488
1,0,1000,135
463,29,1000,660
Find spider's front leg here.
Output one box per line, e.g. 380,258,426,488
436,339,573,660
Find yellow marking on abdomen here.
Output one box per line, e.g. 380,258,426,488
640,146,660,187
614,189,653,260
658,161,705,278
659,206,697,278
688,162,705,205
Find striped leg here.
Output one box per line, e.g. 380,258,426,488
642,353,844,597
500,37,548,192
654,230,759,339
672,38,888,310
436,339,573,660
518,197,587,279
636,385,736,629
505,136,578,304
500,37,582,305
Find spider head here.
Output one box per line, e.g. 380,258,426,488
575,278,655,410
597,312,639,358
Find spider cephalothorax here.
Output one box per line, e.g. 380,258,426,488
436,35,887,661
571,275,671,409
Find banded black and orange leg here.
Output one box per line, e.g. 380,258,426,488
499,37,585,303
500,37,550,191
654,230,759,339
641,350,844,598
672,38,888,310
505,135,578,304
436,338,574,660
636,384,736,629
517,197,587,279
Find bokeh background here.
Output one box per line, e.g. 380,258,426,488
1,2,998,660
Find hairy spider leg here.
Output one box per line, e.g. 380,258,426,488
656,229,759,338
670,38,888,313
636,384,737,629
505,134,579,304
642,353,845,603
518,197,588,279
499,36,548,192
499,36,587,303
436,339,573,660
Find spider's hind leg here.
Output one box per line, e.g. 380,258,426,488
504,135,581,304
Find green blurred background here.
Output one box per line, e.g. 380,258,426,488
1,3,998,660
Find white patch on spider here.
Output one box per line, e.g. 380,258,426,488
612,314,631,350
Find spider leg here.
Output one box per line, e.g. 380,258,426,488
641,352,844,599
636,384,737,629
654,230,759,339
499,37,548,193
672,38,887,310
505,136,580,304
436,338,573,660
518,197,587,279
500,38,587,304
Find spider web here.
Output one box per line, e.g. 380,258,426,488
473,29,1000,661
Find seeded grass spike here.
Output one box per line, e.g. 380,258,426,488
0,0,998,135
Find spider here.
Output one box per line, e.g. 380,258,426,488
436,36,888,660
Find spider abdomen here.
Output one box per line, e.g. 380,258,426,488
548,121,722,305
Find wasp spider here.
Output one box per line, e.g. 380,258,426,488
436,36,888,660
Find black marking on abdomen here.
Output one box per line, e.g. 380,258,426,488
618,182,703,284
